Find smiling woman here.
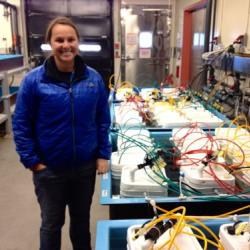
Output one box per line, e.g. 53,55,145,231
46,18,80,72
12,16,111,250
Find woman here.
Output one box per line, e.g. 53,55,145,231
12,17,111,250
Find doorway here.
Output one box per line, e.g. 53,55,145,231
181,0,212,90
120,4,172,88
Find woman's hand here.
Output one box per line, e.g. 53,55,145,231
96,159,109,175
30,163,47,172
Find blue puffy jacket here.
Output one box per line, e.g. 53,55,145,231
13,56,111,170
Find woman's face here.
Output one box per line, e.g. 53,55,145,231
50,24,79,69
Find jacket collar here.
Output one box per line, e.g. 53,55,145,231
44,55,87,83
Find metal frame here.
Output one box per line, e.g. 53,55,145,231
0,66,29,134
100,144,249,219
96,217,248,250
180,0,211,88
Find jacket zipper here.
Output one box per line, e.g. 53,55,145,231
69,81,76,164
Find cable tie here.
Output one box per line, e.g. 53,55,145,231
179,171,185,178
149,199,156,207
144,193,150,202
232,214,239,222
178,194,187,200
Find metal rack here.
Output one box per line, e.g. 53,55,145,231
101,96,249,219
96,217,249,250
0,65,29,134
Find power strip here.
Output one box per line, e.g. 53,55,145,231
127,224,202,250
219,223,250,250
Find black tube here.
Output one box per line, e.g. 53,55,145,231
204,0,212,53
11,7,21,54
211,0,217,51
201,0,213,90
144,219,177,242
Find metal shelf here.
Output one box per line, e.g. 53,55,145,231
0,65,29,134
96,217,249,250
0,113,8,124
0,54,23,72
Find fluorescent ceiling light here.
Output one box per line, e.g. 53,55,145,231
79,44,101,52
139,32,153,48
193,33,199,46
120,7,132,19
120,8,127,18
142,8,164,12
40,44,51,51
199,33,205,46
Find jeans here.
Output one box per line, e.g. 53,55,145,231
33,162,96,250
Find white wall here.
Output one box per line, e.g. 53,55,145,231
0,0,28,64
170,0,250,85
0,5,12,53
164,0,250,54
215,0,250,50
173,0,250,51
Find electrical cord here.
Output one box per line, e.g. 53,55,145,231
112,119,250,199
